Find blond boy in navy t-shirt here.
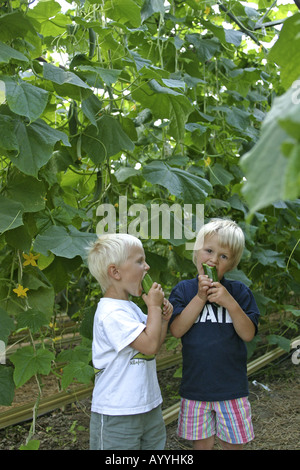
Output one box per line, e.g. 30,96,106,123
169,218,260,450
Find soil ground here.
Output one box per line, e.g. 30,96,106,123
0,354,299,451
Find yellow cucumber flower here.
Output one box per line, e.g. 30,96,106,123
13,284,29,298
23,252,40,267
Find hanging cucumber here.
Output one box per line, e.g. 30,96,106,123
68,100,78,137
88,28,97,59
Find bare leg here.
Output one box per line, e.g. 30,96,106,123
219,439,244,450
193,435,215,450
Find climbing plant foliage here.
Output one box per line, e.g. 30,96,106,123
0,0,299,410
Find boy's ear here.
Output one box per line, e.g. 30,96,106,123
107,264,121,281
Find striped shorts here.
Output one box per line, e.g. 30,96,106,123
177,397,254,444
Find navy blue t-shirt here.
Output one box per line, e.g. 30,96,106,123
169,276,260,402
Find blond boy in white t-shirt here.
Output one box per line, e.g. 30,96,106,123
87,233,173,450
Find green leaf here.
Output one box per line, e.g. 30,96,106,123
61,361,95,389
224,268,252,287
223,106,251,131
162,78,186,90
115,167,139,182
186,34,220,61
104,0,141,27
17,310,49,334
16,267,55,317
34,225,97,260
267,334,291,352
5,225,32,253
4,168,46,212
283,144,300,200
78,65,122,87
282,305,300,317
252,248,286,268
57,345,92,365
27,0,61,23
7,118,70,177
81,94,103,127
143,161,212,202
203,20,243,47
79,307,96,340
43,256,82,292
252,291,276,315
128,49,152,71
209,163,234,186
0,307,15,343
0,41,29,64
240,85,300,213
132,80,193,141
1,76,49,122
81,114,135,163
141,0,165,22
43,63,92,100
173,365,182,378
0,366,15,406
0,194,24,234
26,286,55,319
10,346,55,388
19,440,40,450
0,11,36,42
268,13,300,90
0,115,19,151
224,29,243,47
28,0,68,37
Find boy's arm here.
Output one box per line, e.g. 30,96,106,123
169,295,205,338
207,282,256,342
130,283,165,355
158,299,173,348
169,275,209,338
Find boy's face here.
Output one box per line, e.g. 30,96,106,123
117,245,150,298
195,234,234,280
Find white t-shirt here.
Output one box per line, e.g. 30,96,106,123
91,297,163,415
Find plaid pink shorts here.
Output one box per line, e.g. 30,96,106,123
177,397,254,444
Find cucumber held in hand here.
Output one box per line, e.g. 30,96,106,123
142,273,153,294
202,263,218,307
142,274,164,310
202,263,218,281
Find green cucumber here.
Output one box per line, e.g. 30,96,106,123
88,28,97,59
142,273,153,294
202,263,218,281
142,274,164,310
202,263,218,307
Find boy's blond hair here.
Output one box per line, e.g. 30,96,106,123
87,233,143,292
193,218,245,269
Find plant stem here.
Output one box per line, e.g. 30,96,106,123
25,374,42,445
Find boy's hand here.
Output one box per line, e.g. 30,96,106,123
162,298,173,321
142,282,164,308
197,274,213,302
207,282,233,308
